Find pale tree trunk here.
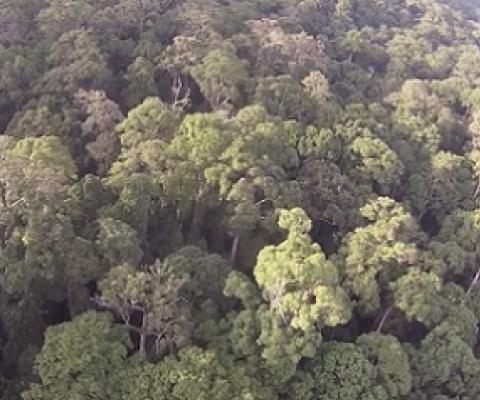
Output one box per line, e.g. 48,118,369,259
467,262,480,295
230,236,239,264
376,306,393,333
139,312,148,359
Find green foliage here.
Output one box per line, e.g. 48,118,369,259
224,270,262,309
23,311,130,400
116,97,182,148
254,208,352,332
190,49,249,110
99,261,192,356
302,341,390,400
163,112,235,204
108,97,181,186
348,136,404,192
39,29,111,94
37,0,96,39
96,217,143,267
3,0,480,397
7,136,77,182
254,75,318,123
75,89,123,176
391,268,445,327
256,306,320,385
122,346,273,400
123,57,158,108
406,151,476,221
338,197,421,313
356,333,412,397
164,246,231,311
408,322,480,398
101,174,161,244
297,159,369,233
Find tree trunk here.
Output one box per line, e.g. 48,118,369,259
139,312,147,359
467,263,480,295
376,306,393,333
187,202,207,243
230,236,239,264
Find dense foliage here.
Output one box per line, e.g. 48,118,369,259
1,0,480,398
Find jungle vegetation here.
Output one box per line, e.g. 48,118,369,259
2,0,480,399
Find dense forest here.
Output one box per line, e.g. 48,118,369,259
2,0,480,398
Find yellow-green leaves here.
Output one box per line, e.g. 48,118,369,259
339,197,421,313
254,208,352,332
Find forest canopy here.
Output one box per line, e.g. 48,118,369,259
2,0,480,398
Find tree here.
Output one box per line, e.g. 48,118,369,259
0,52,39,110
337,197,422,314
419,209,480,286
254,75,319,123
2,0,480,395
164,246,231,313
408,320,480,399
0,294,45,377
246,19,326,80
222,272,321,387
0,2,26,46
190,49,248,111
297,158,369,235
98,262,192,357
0,136,77,293
254,208,352,332
387,79,463,152
116,97,181,148
101,174,162,250
299,341,390,400
63,174,114,231
390,268,446,327
405,151,475,222
37,29,111,95
23,311,130,400
96,217,143,267
121,346,273,400
392,271,478,341
255,306,320,385
162,111,235,212
5,99,79,142
347,136,405,193
302,71,339,125
356,333,412,398
75,89,123,176
108,97,182,187
123,57,159,109
36,0,96,40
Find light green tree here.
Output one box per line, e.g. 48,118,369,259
254,208,352,332
338,197,422,314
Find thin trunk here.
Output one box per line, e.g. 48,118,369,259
230,236,239,264
467,263,480,295
475,181,480,200
139,312,147,359
376,306,393,333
